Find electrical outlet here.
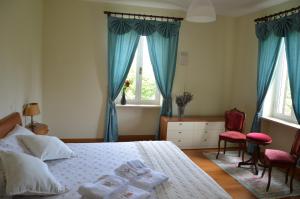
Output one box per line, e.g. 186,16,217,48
180,51,188,66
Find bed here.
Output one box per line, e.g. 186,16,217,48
0,112,231,199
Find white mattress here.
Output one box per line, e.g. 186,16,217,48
14,141,231,199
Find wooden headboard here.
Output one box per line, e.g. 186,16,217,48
0,112,22,138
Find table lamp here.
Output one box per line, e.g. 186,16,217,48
23,103,40,131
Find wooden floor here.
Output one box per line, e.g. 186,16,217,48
183,149,300,199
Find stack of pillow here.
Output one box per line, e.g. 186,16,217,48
0,124,75,197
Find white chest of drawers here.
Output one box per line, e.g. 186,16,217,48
160,116,225,149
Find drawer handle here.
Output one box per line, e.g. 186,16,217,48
178,139,181,142
179,123,183,125
178,132,182,134
204,139,207,142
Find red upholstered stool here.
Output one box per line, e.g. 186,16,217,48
238,132,272,175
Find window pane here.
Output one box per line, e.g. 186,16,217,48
283,82,293,116
277,42,292,117
118,36,160,105
268,39,297,123
140,37,157,101
141,75,157,100
125,57,137,100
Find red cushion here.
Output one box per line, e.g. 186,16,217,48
219,131,246,141
265,149,296,165
246,132,272,144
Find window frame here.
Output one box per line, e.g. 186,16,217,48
118,37,161,106
264,40,297,124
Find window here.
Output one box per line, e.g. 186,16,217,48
119,36,160,105
263,40,297,123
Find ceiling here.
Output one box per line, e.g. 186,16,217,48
88,0,291,16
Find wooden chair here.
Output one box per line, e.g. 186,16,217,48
261,130,300,193
216,108,246,160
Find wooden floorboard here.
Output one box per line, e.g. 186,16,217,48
183,149,300,199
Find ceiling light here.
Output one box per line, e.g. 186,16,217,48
186,0,216,23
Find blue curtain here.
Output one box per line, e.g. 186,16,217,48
147,30,180,115
251,33,281,132
285,30,300,123
147,30,180,139
104,17,140,142
104,16,181,141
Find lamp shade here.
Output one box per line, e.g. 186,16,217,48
23,103,40,116
186,0,216,23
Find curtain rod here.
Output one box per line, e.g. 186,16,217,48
255,5,300,23
104,11,184,21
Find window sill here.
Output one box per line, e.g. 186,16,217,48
261,116,300,130
116,104,161,109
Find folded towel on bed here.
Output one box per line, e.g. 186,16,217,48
118,185,150,199
78,175,150,199
127,160,151,175
78,175,128,199
130,170,168,191
115,161,168,191
81,185,150,199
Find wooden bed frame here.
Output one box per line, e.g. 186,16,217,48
0,112,22,138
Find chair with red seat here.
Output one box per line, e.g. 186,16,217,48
261,131,300,193
216,108,246,160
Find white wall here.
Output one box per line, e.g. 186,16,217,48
0,0,43,124
42,0,236,138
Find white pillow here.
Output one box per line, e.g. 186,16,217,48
0,151,66,196
1,124,34,153
18,135,75,161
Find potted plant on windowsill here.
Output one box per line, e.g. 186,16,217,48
121,80,131,105
175,91,193,120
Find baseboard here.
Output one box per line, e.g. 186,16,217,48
61,135,155,143
60,138,104,143
183,147,241,151
118,135,155,141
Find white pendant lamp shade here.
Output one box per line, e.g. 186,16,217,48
186,0,216,23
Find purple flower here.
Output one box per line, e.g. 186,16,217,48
176,92,193,107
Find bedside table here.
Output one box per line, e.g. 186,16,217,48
26,123,49,135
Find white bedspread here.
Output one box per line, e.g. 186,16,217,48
13,141,231,199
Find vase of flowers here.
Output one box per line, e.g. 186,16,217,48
175,91,193,120
121,80,131,105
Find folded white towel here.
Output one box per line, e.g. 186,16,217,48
78,175,128,199
127,160,151,175
118,185,150,199
81,185,151,199
115,162,168,191
115,164,140,179
130,170,168,191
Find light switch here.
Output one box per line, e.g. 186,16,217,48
180,51,188,66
